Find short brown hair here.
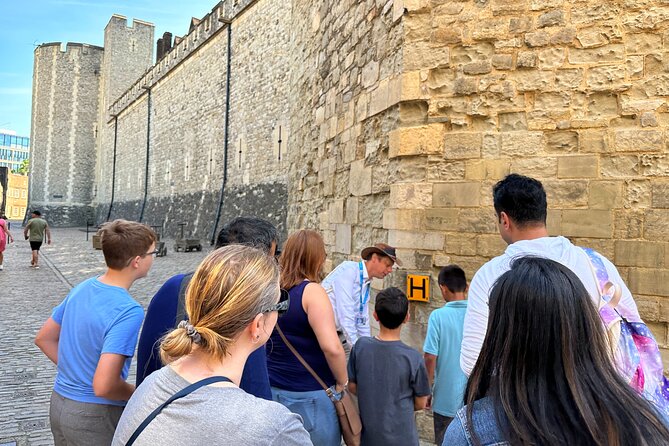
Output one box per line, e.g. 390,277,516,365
279,229,326,289
98,219,156,270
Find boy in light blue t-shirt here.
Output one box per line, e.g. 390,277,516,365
423,265,468,446
35,220,156,446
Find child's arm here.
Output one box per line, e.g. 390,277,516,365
35,317,61,364
414,395,429,411
93,354,135,401
424,353,437,387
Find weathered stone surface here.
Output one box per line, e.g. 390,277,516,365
500,132,544,156
614,129,664,152
543,180,589,207
389,124,445,158
615,240,667,268
538,10,565,28
589,181,623,209
444,133,483,159
557,155,598,178
645,209,669,240
652,181,669,208
628,269,669,298
568,44,625,64
383,208,425,230
545,131,578,152
433,182,481,207
561,210,613,238
388,229,445,250
349,159,373,196
389,183,433,209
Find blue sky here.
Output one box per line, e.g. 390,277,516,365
0,0,216,138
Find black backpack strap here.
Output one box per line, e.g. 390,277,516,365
175,273,194,326
125,375,232,445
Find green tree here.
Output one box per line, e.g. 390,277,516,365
12,158,29,175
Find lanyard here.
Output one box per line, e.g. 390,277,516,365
358,261,370,314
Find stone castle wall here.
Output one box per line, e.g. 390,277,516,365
29,43,103,225
379,0,669,384
288,0,404,271
92,0,291,240
30,2,669,436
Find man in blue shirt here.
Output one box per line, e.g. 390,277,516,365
423,265,469,446
35,220,157,445
135,217,278,399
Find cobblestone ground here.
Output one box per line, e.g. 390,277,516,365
0,226,211,445
0,225,435,445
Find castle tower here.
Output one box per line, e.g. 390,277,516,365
94,15,154,218
29,42,104,225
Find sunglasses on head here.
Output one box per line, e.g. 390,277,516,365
262,288,290,317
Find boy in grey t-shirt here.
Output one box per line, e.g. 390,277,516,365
347,287,431,446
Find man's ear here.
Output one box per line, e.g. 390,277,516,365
403,311,410,323
373,311,379,322
500,211,511,230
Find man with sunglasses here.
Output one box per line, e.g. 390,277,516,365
135,217,279,401
35,220,157,445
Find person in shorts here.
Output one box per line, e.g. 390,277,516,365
35,219,156,445
423,265,469,445
23,210,51,269
0,213,14,271
347,287,431,445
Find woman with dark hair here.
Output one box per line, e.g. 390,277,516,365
444,256,669,446
267,229,348,446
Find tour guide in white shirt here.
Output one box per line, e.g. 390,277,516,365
322,243,401,345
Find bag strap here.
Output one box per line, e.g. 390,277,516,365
125,375,232,445
175,273,194,326
275,325,331,394
581,248,623,309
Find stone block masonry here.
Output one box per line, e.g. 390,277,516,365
29,43,104,224
382,0,669,396
29,1,669,441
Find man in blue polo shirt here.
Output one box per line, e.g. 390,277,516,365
135,217,278,400
423,265,469,446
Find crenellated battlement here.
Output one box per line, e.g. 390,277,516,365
108,0,257,117
105,14,154,32
35,42,104,55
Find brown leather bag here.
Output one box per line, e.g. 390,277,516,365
276,326,362,446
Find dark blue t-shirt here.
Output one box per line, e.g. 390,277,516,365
135,273,272,400
348,336,431,446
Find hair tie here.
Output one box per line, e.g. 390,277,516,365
177,320,202,345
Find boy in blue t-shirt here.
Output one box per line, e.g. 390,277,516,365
348,287,431,446
35,219,156,446
423,265,469,446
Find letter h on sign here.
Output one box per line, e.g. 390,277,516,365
407,274,430,302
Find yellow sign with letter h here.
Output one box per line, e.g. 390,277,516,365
407,274,430,302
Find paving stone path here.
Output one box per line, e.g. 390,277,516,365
0,225,435,445
0,226,211,445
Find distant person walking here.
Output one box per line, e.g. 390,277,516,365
0,213,14,270
24,210,51,269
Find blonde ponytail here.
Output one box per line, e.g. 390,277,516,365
159,244,280,365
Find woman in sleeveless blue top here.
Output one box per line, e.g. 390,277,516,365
267,230,348,446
